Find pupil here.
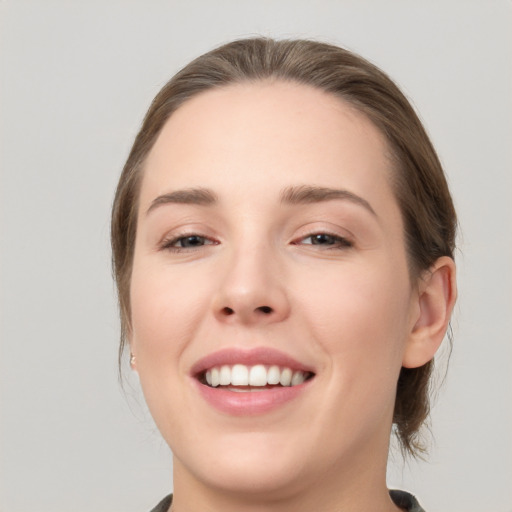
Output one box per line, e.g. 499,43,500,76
182,236,203,247
312,234,333,244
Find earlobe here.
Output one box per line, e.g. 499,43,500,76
126,324,138,372
402,256,457,369
127,334,138,373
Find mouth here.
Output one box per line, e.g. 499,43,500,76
191,348,316,413
198,364,315,392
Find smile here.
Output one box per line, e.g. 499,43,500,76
202,364,312,390
191,348,316,414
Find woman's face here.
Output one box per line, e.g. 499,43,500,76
130,82,421,496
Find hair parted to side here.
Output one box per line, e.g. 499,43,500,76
111,37,457,457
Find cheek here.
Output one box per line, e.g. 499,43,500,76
129,261,211,361
128,262,214,433
297,259,412,374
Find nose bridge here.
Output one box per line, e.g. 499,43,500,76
213,234,290,324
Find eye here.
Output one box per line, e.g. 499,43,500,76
161,234,217,251
298,232,353,249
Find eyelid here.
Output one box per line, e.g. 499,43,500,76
291,221,355,245
159,230,219,252
293,231,354,248
303,232,351,244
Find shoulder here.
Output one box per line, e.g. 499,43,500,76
149,494,173,512
389,489,425,512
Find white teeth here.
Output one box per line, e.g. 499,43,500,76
279,368,292,386
267,365,281,385
203,364,310,388
219,365,231,385
249,365,267,386
211,367,220,387
231,364,249,385
291,371,306,386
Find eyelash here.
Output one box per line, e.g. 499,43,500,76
294,232,353,249
160,231,353,253
160,234,218,252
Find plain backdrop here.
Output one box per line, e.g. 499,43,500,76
1,1,511,511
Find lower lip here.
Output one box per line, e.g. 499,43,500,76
194,380,311,415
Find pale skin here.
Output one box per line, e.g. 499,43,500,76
128,81,456,512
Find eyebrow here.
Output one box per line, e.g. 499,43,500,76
146,188,218,215
145,184,376,217
280,185,376,216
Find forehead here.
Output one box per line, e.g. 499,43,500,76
140,81,397,216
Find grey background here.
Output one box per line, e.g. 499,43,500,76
1,1,511,511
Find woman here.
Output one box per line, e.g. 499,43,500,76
111,38,457,512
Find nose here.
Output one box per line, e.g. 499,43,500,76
212,243,291,326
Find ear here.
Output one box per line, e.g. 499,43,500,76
129,351,138,372
402,256,457,368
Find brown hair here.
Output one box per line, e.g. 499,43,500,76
111,37,457,457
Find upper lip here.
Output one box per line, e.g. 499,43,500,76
190,347,315,377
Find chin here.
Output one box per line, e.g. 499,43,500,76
186,457,309,500
172,430,316,498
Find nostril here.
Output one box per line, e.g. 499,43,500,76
219,305,274,317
